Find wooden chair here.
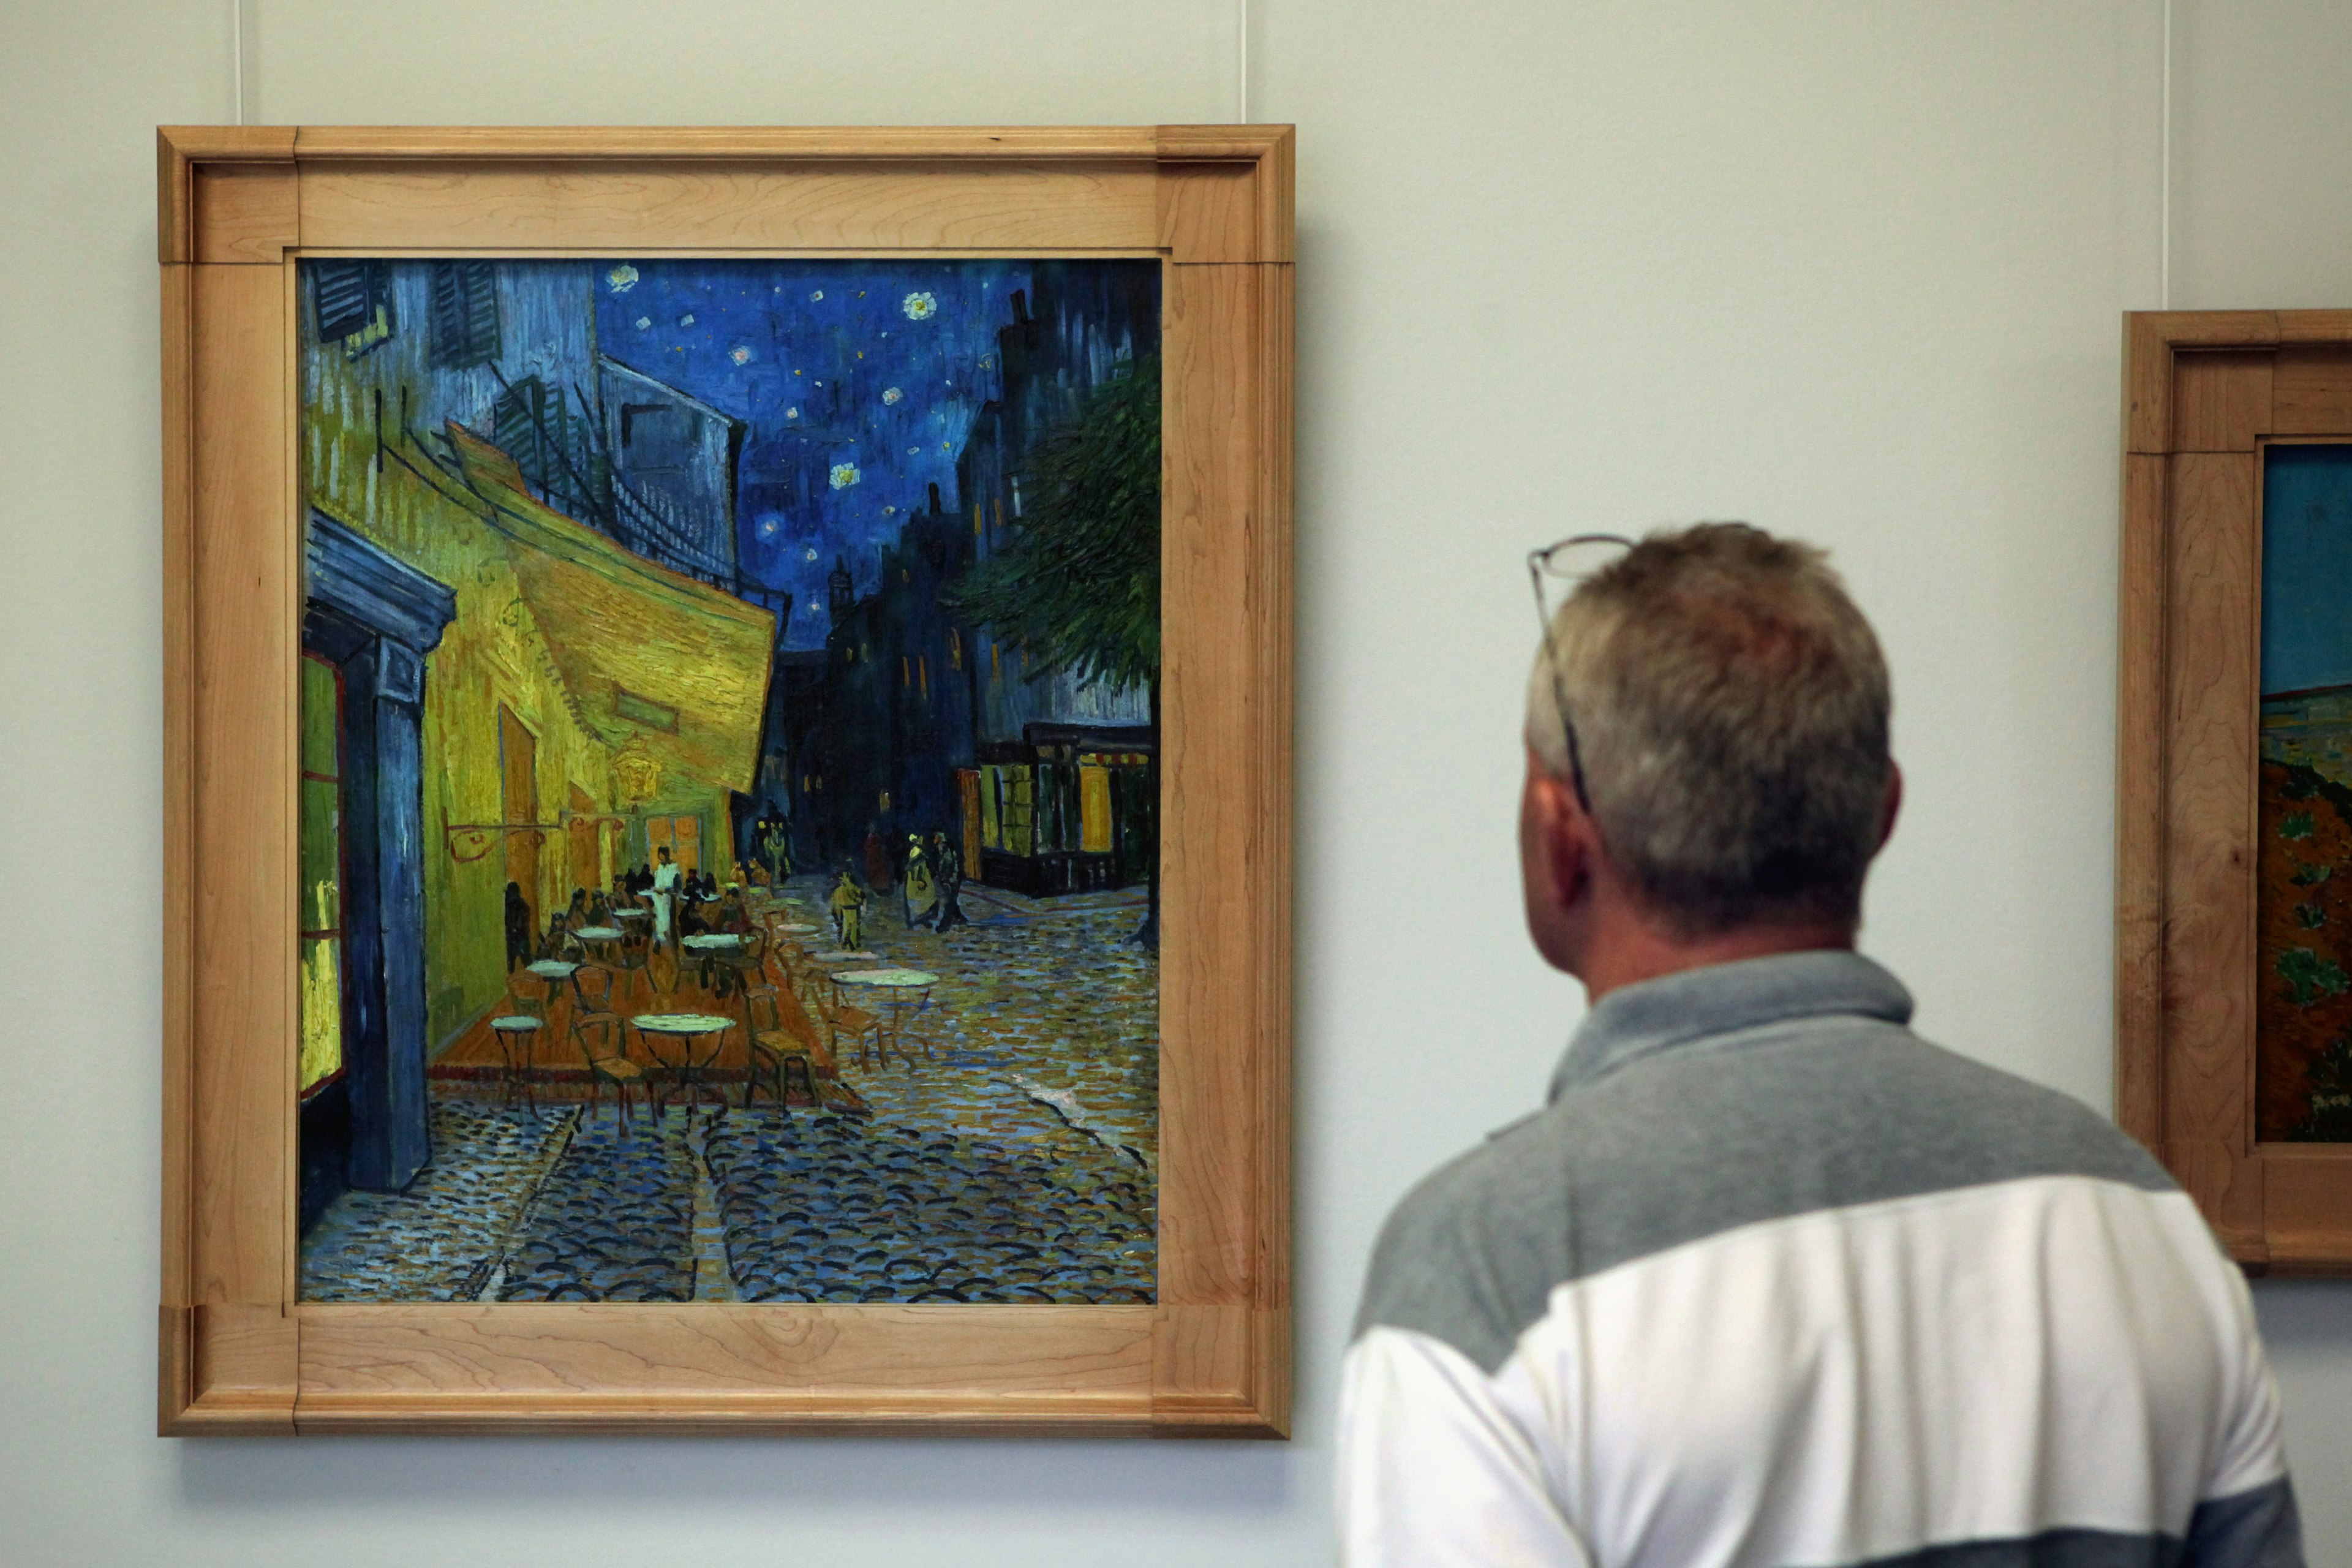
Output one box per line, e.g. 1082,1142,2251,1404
741,982,829,1116
644,944,681,1011
571,1009,644,1134
816,978,886,1071
634,944,683,1106
714,927,766,1002
489,979,547,1117
610,924,651,1006
572,960,617,1017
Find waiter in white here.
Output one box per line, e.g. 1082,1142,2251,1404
650,845,682,945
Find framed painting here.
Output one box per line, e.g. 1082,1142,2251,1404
2117,309,2352,1272
158,126,1293,1434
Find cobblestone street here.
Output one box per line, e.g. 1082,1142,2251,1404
300,874,1159,1303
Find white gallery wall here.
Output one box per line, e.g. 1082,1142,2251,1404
2,1,2348,1562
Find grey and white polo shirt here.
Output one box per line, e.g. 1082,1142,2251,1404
1340,951,2299,1568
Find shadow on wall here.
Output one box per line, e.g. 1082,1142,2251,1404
173,1431,1302,1518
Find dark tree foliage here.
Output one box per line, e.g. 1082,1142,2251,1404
944,356,1161,691
945,355,1161,947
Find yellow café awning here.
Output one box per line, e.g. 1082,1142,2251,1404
448,426,774,796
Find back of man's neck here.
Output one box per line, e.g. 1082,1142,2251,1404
1577,921,1857,1002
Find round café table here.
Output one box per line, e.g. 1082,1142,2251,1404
573,923,624,957
631,1012,736,1124
522,958,581,1014
489,986,556,1115
831,967,940,1068
682,931,750,997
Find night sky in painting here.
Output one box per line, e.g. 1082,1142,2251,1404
590,259,1032,650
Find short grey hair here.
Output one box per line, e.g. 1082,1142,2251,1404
1528,522,1891,935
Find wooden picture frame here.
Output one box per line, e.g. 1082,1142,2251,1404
2118,309,2352,1273
158,126,1294,1435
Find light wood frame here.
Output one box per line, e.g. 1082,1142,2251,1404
2118,309,2352,1273
159,126,1294,1435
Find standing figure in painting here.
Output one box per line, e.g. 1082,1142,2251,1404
830,869,867,950
761,806,793,889
862,823,896,895
757,804,794,888
503,881,533,972
651,846,681,946
931,831,969,932
903,833,938,929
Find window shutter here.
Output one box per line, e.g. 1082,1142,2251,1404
314,261,381,341
494,377,547,483
430,261,500,368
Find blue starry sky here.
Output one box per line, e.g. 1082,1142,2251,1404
591,258,1032,650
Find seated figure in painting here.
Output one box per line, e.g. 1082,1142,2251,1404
1340,524,2304,1567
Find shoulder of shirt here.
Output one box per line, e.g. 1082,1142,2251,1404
1351,1016,2180,1374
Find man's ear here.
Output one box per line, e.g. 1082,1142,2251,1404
1524,752,1589,907
1875,761,1904,853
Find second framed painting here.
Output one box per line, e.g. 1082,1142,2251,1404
160,127,1293,1434
2119,309,2352,1274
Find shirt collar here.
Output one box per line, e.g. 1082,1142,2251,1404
1548,949,1915,1102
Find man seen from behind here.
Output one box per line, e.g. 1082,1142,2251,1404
1339,523,2301,1567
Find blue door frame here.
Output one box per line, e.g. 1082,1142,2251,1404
301,513,456,1199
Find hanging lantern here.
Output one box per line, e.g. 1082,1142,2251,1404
614,738,660,805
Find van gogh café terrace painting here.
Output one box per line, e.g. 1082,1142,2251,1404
293,257,1163,1306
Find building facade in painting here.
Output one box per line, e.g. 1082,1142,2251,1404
769,262,1162,895
297,259,773,1219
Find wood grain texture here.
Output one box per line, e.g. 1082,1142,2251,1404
2271,348,2352,435
2116,453,2168,1152
296,1304,1152,1432
1156,126,1294,263
1150,1305,1286,1438
160,265,194,1316
2261,1146,2352,1269
2161,451,2264,1253
162,128,1296,1432
2171,352,2274,453
2275,311,2352,344
2125,315,2173,454
193,162,299,263
298,164,1163,254
159,1304,297,1434
1149,258,1293,1438
2127,313,2282,453
293,126,1171,162
1159,262,1271,1306
189,262,296,1310
2119,311,2352,1274
157,127,296,263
